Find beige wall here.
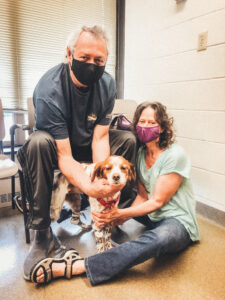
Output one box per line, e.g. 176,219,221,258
124,0,225,211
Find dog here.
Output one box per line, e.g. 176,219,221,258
50,155,136,253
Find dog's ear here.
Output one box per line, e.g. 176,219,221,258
91,162,104,182
128,163,136,183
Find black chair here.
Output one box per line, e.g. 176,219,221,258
10,97,35,243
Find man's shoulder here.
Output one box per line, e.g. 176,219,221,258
99,71,116,89
97,71,116,100
38,63,64,83
102,70,114,81
34,63,65,100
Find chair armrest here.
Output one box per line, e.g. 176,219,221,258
10,124,31,136
10,124,31,161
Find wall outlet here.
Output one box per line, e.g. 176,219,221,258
198,31,208,51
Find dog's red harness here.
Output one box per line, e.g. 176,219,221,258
97,193,120,209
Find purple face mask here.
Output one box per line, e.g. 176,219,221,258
136,125,160,143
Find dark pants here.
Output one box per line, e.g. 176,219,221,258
17,129,136,230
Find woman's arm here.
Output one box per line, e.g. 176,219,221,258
107,180,149,226
131,179,149,207
122,172,182,218
92,173,182,227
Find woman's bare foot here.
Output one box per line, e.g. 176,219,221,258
35,262,65,283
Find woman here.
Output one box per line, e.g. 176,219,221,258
30,101,200,285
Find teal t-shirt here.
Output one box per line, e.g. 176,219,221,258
136,143,200,242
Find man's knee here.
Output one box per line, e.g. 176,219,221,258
109,129,136,163
122,131,136,164
28,131,55,152
123,131,136,148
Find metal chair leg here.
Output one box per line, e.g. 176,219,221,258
11,176,15,209
18,170,30,244
10,124,19,210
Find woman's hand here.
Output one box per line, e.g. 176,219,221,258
91,206,124,229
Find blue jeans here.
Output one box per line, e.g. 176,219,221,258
85,217,192,285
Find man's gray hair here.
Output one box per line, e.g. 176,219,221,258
63,25,109,63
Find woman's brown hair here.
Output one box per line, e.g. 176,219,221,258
132,101,175,149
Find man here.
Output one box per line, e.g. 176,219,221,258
17,25,136,281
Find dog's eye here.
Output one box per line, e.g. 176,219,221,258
121,166,127,170
106,166,112,171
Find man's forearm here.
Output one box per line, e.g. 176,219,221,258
92,135,110,162
58,155,91,194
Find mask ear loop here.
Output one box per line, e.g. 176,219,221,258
68,49,73,68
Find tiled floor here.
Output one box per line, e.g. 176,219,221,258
0,209,225,300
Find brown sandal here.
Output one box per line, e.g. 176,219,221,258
30,249,83,284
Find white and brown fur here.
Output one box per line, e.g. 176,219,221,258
50,155,136,253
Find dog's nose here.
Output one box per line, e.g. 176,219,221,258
113,174,120,181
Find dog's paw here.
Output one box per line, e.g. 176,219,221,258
81,223,92,231
70,216,80,225
70,217,92,231
50,208,61,222
96,243,105,253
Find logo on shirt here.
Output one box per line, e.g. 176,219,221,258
106,113,112,119
87,113,97,122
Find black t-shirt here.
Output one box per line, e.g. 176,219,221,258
33,63,116,154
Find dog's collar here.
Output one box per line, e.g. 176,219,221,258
97,193,120,209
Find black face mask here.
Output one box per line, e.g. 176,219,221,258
71,58,105,86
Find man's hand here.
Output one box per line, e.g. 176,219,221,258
85,180,125,198
55,138,124,198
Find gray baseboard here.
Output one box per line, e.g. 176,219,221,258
196,201,225,228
